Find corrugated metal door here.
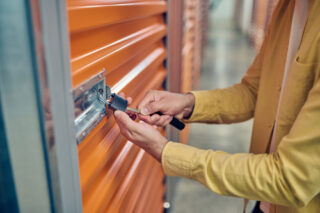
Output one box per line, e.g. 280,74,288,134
179,0,209,144
67,1,167,212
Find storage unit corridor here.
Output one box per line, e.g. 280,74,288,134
67,1,167,212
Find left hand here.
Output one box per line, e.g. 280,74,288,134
114,106,168,163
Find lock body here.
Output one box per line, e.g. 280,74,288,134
108,93,128,112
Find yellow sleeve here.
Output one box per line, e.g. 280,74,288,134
163,80,320,207
185,83,257,124
184,0,282,124
184,47,262,124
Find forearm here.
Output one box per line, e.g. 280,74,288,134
184,83,257,124
163,79,320,207
162,140,318,208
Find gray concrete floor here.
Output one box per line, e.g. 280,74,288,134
171,16,257,213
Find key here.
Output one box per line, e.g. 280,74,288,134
124,100,185,131
108,93,128,112
98,92,127,112
99,91,185,130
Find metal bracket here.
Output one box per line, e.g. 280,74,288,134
105,84,112,101
72,69,106,144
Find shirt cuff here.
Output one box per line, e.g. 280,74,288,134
182,91,199,123
161,141,200,178
182,90,218,123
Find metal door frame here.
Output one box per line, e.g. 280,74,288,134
0,0,82,212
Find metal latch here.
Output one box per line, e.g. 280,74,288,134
72,68,185,144
98,87,128,112
73,69,106,144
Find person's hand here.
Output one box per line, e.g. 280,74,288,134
116,92,137,120
114,110,168,162
138,90,195,127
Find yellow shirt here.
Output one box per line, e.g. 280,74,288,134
161,1,320,212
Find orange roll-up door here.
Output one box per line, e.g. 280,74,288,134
67,1,167,212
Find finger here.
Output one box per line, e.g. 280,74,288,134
156,115,172,126
138,91,158,114
142,100,166,116
140,113,162,125
139,114,171,127
114,111,139,140
119,92,125,98
114,110,136,131
154,115,171,127
118,92,133,105
150,114,161,122
163,115,173,126
127,97,132,105
138,114,154,124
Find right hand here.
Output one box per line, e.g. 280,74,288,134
137,90,195,127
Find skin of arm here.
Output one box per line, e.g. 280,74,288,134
114,110,168,162
115,78,320,207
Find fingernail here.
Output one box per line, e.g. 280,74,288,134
141,108,149,115
114,110,120,117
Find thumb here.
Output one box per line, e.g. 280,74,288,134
142,101,166,115
114,110,136,129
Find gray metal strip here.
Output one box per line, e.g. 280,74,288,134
0,1,53,212
35,0,83,212
0,95,19,213
0,0,83,212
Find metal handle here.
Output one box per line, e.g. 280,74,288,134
154,112,185,130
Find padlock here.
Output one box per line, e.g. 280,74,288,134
108,93,128,112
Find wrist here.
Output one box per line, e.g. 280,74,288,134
159,137,168,163
144,134,168,163
183,93,195,119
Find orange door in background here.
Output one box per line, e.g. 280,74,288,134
67,1,167,212
179,0,209,144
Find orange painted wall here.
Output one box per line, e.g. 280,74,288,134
67,1,167,212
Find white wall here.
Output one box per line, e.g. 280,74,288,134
240,0,254,34
212,0,236,21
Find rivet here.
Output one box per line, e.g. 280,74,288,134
163,202,171,209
